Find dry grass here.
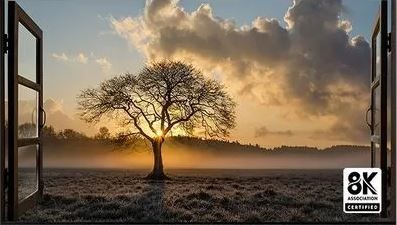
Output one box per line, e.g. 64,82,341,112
19,169,386,223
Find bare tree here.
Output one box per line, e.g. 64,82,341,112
77,61,236,179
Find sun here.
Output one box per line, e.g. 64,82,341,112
155,130,164,137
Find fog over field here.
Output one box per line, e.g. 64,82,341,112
34,137,375,170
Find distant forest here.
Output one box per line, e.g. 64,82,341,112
34,125,370,153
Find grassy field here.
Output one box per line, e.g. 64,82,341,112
19,169,386,223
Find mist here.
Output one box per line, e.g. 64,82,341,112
34,140,373,170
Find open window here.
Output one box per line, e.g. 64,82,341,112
369,0,395,218
5,1,44,220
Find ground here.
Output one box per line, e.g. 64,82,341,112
19,169,387,223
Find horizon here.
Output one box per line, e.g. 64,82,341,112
37,133,374,169
40,125,373,149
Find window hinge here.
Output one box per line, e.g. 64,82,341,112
387,32,392,52
3,34,8,54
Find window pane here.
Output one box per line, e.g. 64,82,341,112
375,33,381,77
18,85,38,138
373,143,381,168
387,55,392,167
374,86,381,137
18,145,38,201
18,22,36,82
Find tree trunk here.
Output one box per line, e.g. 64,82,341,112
146,139,169,180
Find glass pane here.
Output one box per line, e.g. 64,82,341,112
373,86,381,136
387,48,392,167
375,33,381,77
18,145,38,201
373,143,381,168
18,85,38,138
18,22,36,82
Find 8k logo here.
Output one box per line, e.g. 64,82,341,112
343,168,382,213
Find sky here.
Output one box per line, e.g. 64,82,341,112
14,0,381,148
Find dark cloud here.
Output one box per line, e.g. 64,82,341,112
111,0,371,143
283,0,369,114
255,126,294,138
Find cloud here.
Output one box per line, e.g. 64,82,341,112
44,98,64,114
12,98,95,135
51,52,89,64
52,53,68,61
110,0,371,143
255,126,294,138
75,53,88,64
51,52,112,73
43,99,95,135
95,57,112,73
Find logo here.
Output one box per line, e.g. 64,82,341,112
343,168,381,213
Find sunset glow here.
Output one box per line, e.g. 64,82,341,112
155,130,163,137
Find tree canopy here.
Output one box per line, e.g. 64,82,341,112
77,61,236,142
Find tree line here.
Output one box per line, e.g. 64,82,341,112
35,125,370,152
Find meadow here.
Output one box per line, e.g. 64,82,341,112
19,169,385,223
